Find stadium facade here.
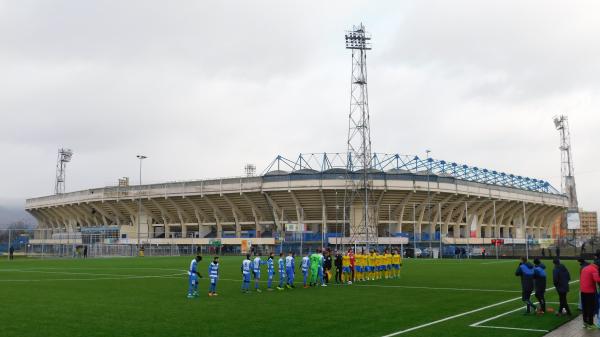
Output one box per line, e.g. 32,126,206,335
25,153,567,250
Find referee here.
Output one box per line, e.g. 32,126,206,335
334,251,343,283
324,249,333,284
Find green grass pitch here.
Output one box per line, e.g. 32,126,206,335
0,256,581,337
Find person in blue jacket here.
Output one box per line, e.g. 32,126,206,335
516,256,536,314
533,258,546,313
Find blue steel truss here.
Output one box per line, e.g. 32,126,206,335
262,153,561,195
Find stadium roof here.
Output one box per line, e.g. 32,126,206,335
263,153,561,195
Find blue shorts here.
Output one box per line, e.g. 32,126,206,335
393,264,400,270
365,266,371,272
343,266,350,273
243,273,250,282
302,269,308,276
268,272,274,279
356,266,363,273
189,274,198,285
253,271,261,279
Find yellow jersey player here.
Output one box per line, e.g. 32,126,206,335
367,251,374,281
376,253,383,280
384,249,392,279
392,249,402,278
342,253,351,283
354,251,363,281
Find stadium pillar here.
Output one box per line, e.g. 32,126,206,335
216,220,222,239
181,224,187,239
235,220,241,239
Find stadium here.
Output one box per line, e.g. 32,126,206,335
24,152,567,255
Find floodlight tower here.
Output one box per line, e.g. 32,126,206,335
554,116,580,239
553,115,578,210
54,148,73,194
244,164,256,177
344,23,376,250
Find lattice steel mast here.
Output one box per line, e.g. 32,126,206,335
54,148,73,194
344,23,376,250
554,115,578,210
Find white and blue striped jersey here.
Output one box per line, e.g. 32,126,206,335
253,257,262,272
278,258,285,274
301,256,310,271
285,255,294,269
208,262,219,279
242,259,252,275
188,259,198,276
318,254,324,268
267,258,274,274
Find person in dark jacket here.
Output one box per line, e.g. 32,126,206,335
323,250,333,284
533,258,547,313
334,251,343,284
553,258,572,317
516,256,536,313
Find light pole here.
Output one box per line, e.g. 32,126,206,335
426,150,432,258
136,155,147,251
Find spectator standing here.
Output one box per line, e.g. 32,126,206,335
553,258,572,316
533,258,547,313
580,259,600,329
515,257,536,314
578,258,590,311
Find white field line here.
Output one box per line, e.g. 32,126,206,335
0,273,184,282
0,269,150,278
0,267,184,272
472,325,549,332
469,301,578,332
354,284,520,293
380,280,580,337
480,260,520,265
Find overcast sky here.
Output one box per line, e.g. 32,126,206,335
1,1,599,214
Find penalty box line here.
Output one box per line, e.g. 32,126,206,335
469,301,579,333
380,280,579,337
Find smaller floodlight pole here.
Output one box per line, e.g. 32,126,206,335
54,148,73,194
426,150,432,257
136,155,147,251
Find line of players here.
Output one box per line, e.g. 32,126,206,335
242,249,320,292
342,248,403,284
186,247,404,298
